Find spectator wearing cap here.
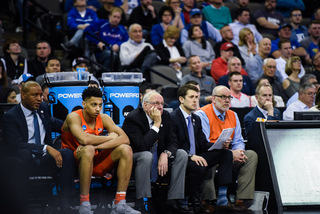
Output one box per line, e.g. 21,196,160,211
289,9,308,43
181,0,194,25
300,20,320,59
71,57,89,72
213,25,246,67
28,41,52,78
270,23,309,62
211,42,248,83
183,25,215,71
202,0,232,30
180,8,222,44
229,8,263,46
120,24,159,74
16,73,35,103
254,0,284,38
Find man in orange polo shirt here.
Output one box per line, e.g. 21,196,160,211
195,85,258,210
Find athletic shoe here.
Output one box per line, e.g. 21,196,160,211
110,200,141,214
79,201,93,214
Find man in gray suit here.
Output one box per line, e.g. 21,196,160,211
122,91,188,213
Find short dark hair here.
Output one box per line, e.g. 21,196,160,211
177,84,199,99
185,80,199,86
228,71,242,81
36,40,51,49
289,8,301,17
3,39,20,55
46,57,61,67
82,87,102,101
159,6,174,18
236,8,250,18
278,39,290,50
0,87,16,103
139,82,157,95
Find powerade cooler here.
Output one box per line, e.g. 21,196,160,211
47,71,91,121
101,72,144,127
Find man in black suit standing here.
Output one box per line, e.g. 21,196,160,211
1,81,74,213
170,84,242,213
122,91,188,213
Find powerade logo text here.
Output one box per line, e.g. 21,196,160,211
58,93,82,99
110,93,139,98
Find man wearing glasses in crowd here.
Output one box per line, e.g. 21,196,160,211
195,85,258,209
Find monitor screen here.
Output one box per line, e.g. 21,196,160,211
294,111,320,120
265,127,320,206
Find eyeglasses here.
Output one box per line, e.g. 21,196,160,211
303,92,316,96
146,101,164,107
214,95,233,100
292,14,302,17
293,60,301,64
76,5,87,8
267,65,276,69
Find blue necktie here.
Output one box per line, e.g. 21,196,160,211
218,114,225,121
33,111,41,145
187,116,195,155
150,121,158,182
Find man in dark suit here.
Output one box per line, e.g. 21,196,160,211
170,84,241,213
244,83,282,138
1,81,74,213
122,91,188,213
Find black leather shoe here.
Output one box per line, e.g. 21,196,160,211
217,202,247,212
173,203,195,214
201,200,216,213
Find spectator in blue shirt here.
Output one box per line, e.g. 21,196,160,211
289,9,309,43
270,23,309,64
65,0,101,13
61,0,99,51
84,7,129,70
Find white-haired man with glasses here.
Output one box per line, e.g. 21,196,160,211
122,91,188,213
195,85,258,209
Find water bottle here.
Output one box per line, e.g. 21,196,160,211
77,67,85,80
104,102,113,119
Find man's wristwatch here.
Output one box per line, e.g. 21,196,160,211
188,153,193,159
163,150,172,157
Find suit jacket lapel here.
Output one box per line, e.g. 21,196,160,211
17,105,29,140
177,108,190,142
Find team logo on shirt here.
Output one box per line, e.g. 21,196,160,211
82,125,87,131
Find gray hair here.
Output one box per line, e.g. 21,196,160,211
128,23,142,33
227,56,241,68
299,83,316,93
263,57,275,66
300,74,317,85
212,85,228,96
142,91,161,111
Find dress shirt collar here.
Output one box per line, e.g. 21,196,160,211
145,113,153,127
20,103,34,118
163,39,169,48
129,38,145,45
297,99,310,110
257,105,268,118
